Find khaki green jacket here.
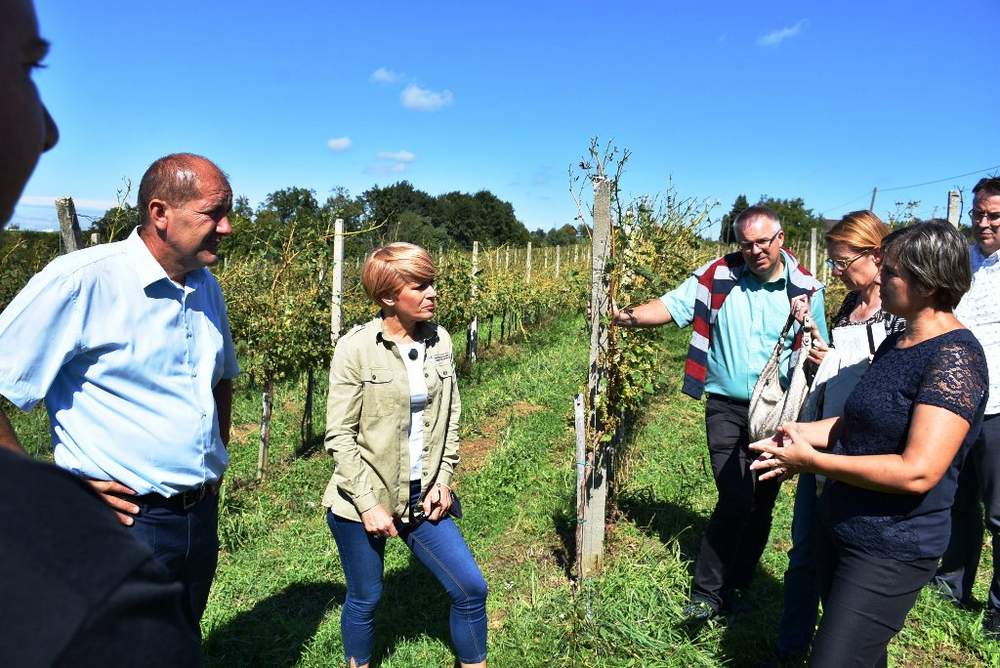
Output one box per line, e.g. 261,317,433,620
322,317,461,521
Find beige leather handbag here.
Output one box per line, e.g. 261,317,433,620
748,309,814,442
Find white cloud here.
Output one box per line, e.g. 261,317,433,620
757,20,807,47
401,84,454,111
327,136,352,152
370,67,402,84
364,162,409,176
19,195,119,209
376,150,416,163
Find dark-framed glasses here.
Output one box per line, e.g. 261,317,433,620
969,209,1000,224
737,230,782,252
825,249,872,272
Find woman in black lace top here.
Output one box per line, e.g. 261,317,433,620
751,221,988,668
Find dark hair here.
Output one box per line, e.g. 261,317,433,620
137,153,231,226
732,205,780,234
881,221,971,311
972,176,1000,200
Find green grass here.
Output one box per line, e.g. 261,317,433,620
7,316,997,666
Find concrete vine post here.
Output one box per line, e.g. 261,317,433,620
582,177,612,577
467,241,479,366
555,245,561,278
505,247,511,270
55,196,83,253
947,190,961,228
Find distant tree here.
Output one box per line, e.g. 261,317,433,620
719,194,749,243
719,194,822,245
364,181,435,234
88,203,140,243
759,196,823,244
546,223,579,246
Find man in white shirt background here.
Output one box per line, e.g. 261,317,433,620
934,176,1000,638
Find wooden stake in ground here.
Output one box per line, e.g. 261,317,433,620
574,393,587,578
582,177,612,577
257,378,273,480
55,196,83,253
526,241,533,285
330,218,344,347
467,241,479,366
809,227,817,276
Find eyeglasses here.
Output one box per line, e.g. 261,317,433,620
825,249,873,272
737,230,782,252
969,209,1000,224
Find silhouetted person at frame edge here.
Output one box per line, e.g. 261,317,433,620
610,206,828,622
0,1,210,663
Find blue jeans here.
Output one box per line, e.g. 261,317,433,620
128,492,219,634
328,481,488,665
777,473,820,655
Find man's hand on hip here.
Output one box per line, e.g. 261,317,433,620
86,479,139,526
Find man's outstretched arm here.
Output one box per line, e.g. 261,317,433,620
612,298,674,328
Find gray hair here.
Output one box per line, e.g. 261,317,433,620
732,205,781,237
881,221,971,311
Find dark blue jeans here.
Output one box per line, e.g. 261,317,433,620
128,493,219,634
327,482,488,665
936,413,1000,611
777,472,821,655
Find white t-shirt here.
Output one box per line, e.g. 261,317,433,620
398,341,428,479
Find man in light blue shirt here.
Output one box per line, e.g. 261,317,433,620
0,152,239,630
614,206,826,623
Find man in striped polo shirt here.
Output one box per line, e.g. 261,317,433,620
614,205,827,623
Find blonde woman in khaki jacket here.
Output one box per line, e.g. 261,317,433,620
322,243,488,668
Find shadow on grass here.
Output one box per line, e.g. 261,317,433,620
203,555,464,667
618,492,788,668
203,580,345,667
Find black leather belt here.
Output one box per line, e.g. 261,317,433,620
136,484,213,511
706,393,750,407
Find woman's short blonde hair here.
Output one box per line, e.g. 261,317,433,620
825,210,889,252
361,242,435,304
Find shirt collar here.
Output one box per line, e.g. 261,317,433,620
972,243,1000,267
370,316,439,348
125,227,202,291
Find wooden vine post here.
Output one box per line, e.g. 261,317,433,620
55,196,84,253
467,240,479,365
330,218,345,347
580,177,612,577
525,242,533,284
809,227,817,276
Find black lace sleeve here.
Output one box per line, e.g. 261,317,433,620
915,337,988,423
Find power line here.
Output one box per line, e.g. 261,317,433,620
877,163,1000,193
821,162,1000,216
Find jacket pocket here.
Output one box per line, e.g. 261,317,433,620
361,366,395,417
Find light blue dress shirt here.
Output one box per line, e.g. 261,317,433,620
0,229,239,495
661,259,828,401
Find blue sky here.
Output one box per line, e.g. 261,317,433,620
15,1,1000,237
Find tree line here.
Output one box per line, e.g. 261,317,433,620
87,180,584,259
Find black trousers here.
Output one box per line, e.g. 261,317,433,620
936,412,1000,611
691,395,783,609
811,522,937,668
